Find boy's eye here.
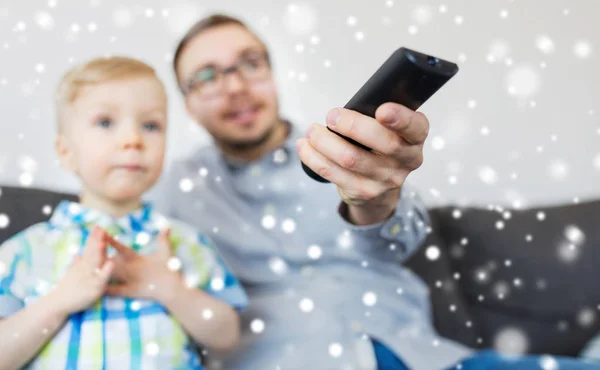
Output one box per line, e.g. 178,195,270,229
143,122,161,132
96,118,113,128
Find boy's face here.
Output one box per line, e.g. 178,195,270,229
57,76,167,205
176,24,280,151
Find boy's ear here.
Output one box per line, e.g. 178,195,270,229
55,134,77,173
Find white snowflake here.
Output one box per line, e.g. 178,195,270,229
506,66,540,98
539,355,558,370
167,257,182,271
211,277,225,291
179,178,193,192
250,319,265,334
362,291,377,306
493,327,529,355
355,31,365,41
454,15,464,25
574,40,592,58
145,341,160,357
261,215,276,229
489,40,511,60
346,16,357,26
408,25,418,35
299,298,314,313
536,35,555,54
20,172,34,187
281,218,296,233
307,245,322,260
202,309,213,320
431,136,445,151
411,5,433,24
34,11,54,30
577,307,595,328
478,166,498,185
425,246,441,261
564,225,585,245
283,3,318,36
548,160,568,180
268,257,288,275
329,343,343,358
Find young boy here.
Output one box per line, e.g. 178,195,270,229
0,56,247,369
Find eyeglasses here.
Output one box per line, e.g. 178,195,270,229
181,51,271,97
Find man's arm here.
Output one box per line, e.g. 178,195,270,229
337,183,430,263
0,294,68,370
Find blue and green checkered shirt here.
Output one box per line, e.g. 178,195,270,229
0,200,247,369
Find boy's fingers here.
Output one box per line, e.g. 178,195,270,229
83,226,107,267
157,229,172,258
104,234,136,260
97,260,114,282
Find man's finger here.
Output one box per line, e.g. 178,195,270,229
297,137,389,199
305,124,395,180
375,103,429,145
324,108,402,156
104,234,136,260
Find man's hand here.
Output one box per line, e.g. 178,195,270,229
104,229,181,304
296,102,429,225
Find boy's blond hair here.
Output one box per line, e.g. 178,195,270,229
55,56,164,132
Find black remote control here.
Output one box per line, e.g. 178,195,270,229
302,47,459,183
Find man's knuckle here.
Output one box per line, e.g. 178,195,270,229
340,150,358,169
316,165,332,179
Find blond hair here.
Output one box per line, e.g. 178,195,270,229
55,55,164,131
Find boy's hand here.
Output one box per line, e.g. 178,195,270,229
105,229,181,303
49,226,114,316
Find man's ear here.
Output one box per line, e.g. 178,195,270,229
55,134,77,173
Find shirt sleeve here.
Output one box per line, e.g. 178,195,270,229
337,183,431,264
170,227,248,312
0,233,28,318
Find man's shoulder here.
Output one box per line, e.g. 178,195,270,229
169,144,222,175
150,209,212,246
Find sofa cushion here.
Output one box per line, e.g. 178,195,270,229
408,201,600,357
0,185,78,244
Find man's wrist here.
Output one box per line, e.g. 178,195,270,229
343,188,401,226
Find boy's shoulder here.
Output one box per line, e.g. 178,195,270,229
0,220,59,255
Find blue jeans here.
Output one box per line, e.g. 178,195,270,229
371,340,600,370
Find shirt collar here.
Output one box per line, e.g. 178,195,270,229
220,119,304,172
48,200,165,236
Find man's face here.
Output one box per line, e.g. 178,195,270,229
176,24,280,150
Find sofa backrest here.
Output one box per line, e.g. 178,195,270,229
406,201,600,356
0,185,78,244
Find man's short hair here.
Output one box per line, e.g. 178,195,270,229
172,14,264,82
55,56,161,132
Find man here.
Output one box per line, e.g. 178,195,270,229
155,13,600,370
155,13,472,370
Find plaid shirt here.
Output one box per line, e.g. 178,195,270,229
0,200,248,370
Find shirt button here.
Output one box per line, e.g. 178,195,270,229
389,223,402,236
273,148,289,164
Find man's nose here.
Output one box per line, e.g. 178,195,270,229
223,70,247,94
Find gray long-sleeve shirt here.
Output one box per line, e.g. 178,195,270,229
154,122,473,370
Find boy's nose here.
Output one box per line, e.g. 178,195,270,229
122,129,144,150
